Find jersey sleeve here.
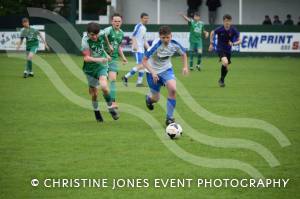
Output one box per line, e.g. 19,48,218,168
171,40,186,55
103,27,111,36
81,36,89,52
145,39,161,58
20,28,25,38
214,26,222,35
132,24,141,37
119,31,124,44
231,27,240,42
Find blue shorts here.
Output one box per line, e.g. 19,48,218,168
146,67,175,93
134,52,144,64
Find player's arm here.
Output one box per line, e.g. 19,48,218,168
181,52,189,75
142,56,159,83
208,30,215,51
144,40,150,50
118,46,128,64
38,31,49,50
16,37,24,50
82,50,110,63
178,12,191,22
104,34,113,53
131,36,138,51
229,30,241,46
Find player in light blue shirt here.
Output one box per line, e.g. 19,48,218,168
142,26,189,126
122,13,150,87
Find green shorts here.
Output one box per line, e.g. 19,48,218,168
189,42,203,53
26,45,39,54
108,61,119,73
83,64,108,88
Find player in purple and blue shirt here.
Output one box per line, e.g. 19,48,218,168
209,14,241,87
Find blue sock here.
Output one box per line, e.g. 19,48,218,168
166,98,176,119
125,67,137,78
137,71,144,84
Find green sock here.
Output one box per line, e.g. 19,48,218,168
189,51,194,68
109,80,116,102
27,60,32,72
197,53,202,65
103,93,112,106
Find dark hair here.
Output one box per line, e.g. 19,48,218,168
22,17,29,23
159,25,171,35
112,12,122,19
274,15,279,19
265,15,269,18
87,22,100,34
140,12,149,18
223,14,232,20
287,14,291,18
194,12,200,17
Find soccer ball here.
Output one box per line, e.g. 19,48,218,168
166,123,183,139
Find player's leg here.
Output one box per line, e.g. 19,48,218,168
189,43,195,70
99,75,119,120
136,67,145,87
196,47,203,71
165,79,177,125
122,52,143,86
27,46,38,77
23,49,33,78
108,62,119,108
219,56,229,87
145,72,161,110
87,75,103,122
135,53,145,87
108,70,118,108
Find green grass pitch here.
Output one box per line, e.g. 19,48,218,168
0,53,300,198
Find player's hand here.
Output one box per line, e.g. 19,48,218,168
152,72,159,84
106,55,112,62
208,44,214,52
109,44,114,52
182,67,189,76
177,12,184,16
133,45,138,52
122,58,128,65
205,32,209,39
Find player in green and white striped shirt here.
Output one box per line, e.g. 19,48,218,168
16,18,49,78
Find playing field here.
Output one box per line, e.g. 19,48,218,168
0,53,299,198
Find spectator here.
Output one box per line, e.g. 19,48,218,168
273,15,282,25
187,0,202,18
298,16,300,25
206,0,221,24
284,14,294,25
262,15,272,25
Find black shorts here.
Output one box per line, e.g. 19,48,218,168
218,51,231,64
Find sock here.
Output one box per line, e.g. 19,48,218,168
92,100,99,111
220,65,228,82
103,93,112,106
197,53,202,65
189,51,194,68
109,80,116,101
146,95,152,104
27,60,32,72
137,70,144,84
125,66,137,78
166,98,176,119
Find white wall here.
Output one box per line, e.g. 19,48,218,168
119,0,300,25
